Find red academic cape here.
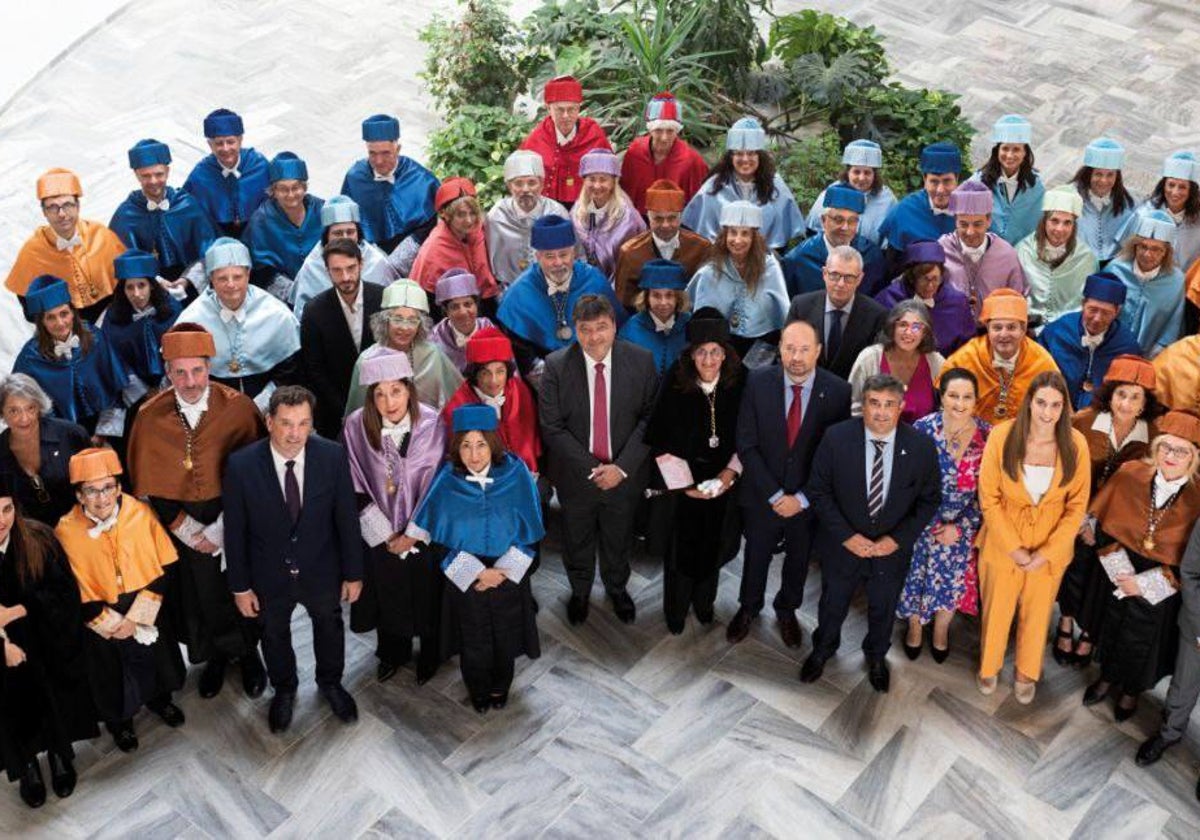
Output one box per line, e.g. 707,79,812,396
619,135,710,215
442,377,541,472
411,219,501,300
519,117,612,206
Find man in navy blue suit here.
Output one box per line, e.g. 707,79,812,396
730,319,852,648
800,374,941,693
223,385,363,733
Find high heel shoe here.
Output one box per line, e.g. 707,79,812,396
1114,694,1139,722
903,628,922,661
930,634,949,664
1051,627,1076,666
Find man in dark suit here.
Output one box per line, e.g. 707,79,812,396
223,386,364,732
786,245,887,380
539,294,658,625
731,319,851,647
300,239,384,438
800,374,941,692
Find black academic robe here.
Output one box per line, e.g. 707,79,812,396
0,418,91,527
0,533,98,780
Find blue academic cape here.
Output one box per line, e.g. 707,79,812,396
496,261,626,356
411,454,545,559
1038,310,1142,409
99,298,182,387
781,234,884,298
878,190,956,253
617,310,691,378
244,194,326,279
805,183,897,245
1107,258,1184,357
681,174,805,250
340,158,439,246
181,148,271,228
975,172,1045,246
12,325,127,423
108,187,218,272
1078,196,1136,264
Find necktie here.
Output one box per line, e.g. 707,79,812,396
592,362,610,462
868,439,886,517
786,384,803,448
827,309,844,361
284,460,301,524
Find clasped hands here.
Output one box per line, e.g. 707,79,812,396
589,463,625,491
1009,548,1049,572
843,534,899,558
473,567,511,592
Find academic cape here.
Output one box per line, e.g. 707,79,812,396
340,157,440,248
108,186,217,277
181,149,270,229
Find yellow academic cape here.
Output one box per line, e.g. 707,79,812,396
942,336,1060,425
5,219,125,311
1152,334,1200,412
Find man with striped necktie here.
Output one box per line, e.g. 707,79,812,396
800,374,941,693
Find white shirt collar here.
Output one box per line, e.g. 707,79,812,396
929,196,951,217
960,237,987,262
555,125,577,145
1081,331,1105,349
650,312,675,333
176,386,210,427
85,503,120,539
824,296,853,316
270,443,305,472
1088,192,1111,211
466,464,494,487
146,197,170,212
0,536,10,554
55,232,83,251
586,348,613,369
219,303,247,324
381,415,411,444
1042,243,1067,261
338,283,363,316
992,352,1017,373
547,273,572,295
698,375,719,395
473,386,506,415
220,155,242,178
1091,411,1149,449
652,233,679,259
868,427,898,446
1132,263,1160,282
53,335,81,359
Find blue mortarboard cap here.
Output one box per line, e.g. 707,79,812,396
452,404,499,434
991,114,1032,145
1084,138,1124,170
842,139,882,168
127,138,171,170
1162,150,1198,182
203,108,244,138
824,184,866,214
637,259,687,291
204,237,252,275
1082,272,1127,306
919,142,962,175
726,117,767,152
268,151,308,183
1130,208,1178,245
719,200,762,229
25,275,72,315
362,114,401,142
114,249,158,281
320,195,361,227
530,215,576,251
903,240,946,267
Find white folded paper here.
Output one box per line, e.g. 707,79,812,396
443,551,486,592
359,503,394,548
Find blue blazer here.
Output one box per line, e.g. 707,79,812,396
736,365,851,509
223,435,362,599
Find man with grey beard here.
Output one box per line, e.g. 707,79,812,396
486,151,570,289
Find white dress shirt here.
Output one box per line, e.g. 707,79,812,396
584,348,614,455
864,427,897,509
337,283,365,348
652,234,679,261
176,386,210,429
270,444,305,502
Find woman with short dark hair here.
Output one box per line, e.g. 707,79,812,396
99,249,181,398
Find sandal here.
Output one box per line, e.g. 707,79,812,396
1052,627,1075,667
1074,633,1094,668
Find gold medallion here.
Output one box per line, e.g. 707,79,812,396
1143,537,1156,552
994,404,1008,418
229,359,242,373
1082,381,1094,392
182,457,193,471
386,479,397,495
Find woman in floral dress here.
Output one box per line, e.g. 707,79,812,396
897,367,991,661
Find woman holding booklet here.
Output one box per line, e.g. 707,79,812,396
644,310,745,634
1079,409,1200,721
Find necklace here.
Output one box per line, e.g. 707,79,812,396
1143,475,1184,553
174,402,202,471
994,366,1014,418
704,386,719,448
944,418,973,457
550,291,571,341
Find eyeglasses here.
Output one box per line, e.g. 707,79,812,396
80,483,119,499
825,271,861,285
43,201,78,215
825,214,857,228
1158,442,1194,459
387,316,421,328
693,347,726,360
896,322,927,334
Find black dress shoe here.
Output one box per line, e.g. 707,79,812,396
777,613,803,648
377,661,400,683
269,691,296,734
1195,773,1199,803
611,590,636,624
867,658,890,693
108,721,139,753
1113,695,1139,722
666,618,684,635
694,605,714,625
799,654,826,683
415,655,439,686
198,656,227,699
726,607,754,644
48,751,76,798
490,692,508,710
320,684,359,723
567,595,589,626
930,645,949,664
147,698,185,728
1051,628,1076,667
18,760,46,808
1082,679,1111,707
471,697,490,714
1136,734,1176,767
903,641,922,661
240,651,267,698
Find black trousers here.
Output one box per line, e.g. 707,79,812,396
738,505,814,615
260,577,344,692
171,540,259,664
663,563,719,628
559,482,640,599
812,550,909,660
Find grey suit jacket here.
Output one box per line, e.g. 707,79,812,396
1179,520,1200,641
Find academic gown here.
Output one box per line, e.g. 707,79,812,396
874,277,976,356
485,196,571,288
939,232,1028,320
177,286,302,400
1151,335,1200,411
1078,193,1136,263
108,186,218,279
0,532,98,780
519,116,613,206
974,172,1046,245
805,183,897,245
100,299,182,390
244,194,327,287
1017,237,1099,329
292,239,396,319
619,134,710,215
344,342,464,416
442,378,541,474
1123,200,1200,274
1107,258,1184,358
5,220,125,318
428,317,497,373
495,261,626,361
409,455,544,690
1039,311,1142,409
681,174,805,250
12,325,127,431
575,205,647,279
941,337,1059,425
181,149,271,233
0,418,91,527
612,229,712,310
781,233,884,298
342,405,446,660
410,219,501,301
878,189,956,254
617,310,691,378
340,158,440,251
686,256,788,343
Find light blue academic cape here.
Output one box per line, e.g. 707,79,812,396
686,255,788,339
1077,194,1137,263
681,175,805,250
1107,258,1184,357
973,171,1045,246
177,285,301,378
804,183,897,245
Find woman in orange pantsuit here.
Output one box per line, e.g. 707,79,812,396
977,370,1091,704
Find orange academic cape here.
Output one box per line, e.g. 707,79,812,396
5,219,126,311
1090,460,1200,569
942,336,1059,425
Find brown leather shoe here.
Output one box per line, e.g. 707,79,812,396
777,613,803,648
726,607,754,643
